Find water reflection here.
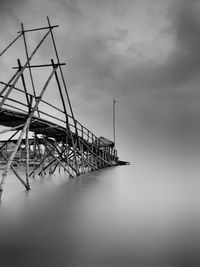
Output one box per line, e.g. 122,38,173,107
0,164,200,266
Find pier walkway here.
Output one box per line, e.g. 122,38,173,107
0,18,120,196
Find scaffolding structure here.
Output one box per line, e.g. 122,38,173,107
0,18,119,197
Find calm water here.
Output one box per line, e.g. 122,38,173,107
0,163,200,267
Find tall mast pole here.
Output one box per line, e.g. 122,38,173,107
113,98,116,147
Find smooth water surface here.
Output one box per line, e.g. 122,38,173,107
0,163,200,267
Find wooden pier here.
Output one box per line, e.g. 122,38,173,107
0,18,124,197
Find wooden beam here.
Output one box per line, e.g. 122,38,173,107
17,25,59,33
13,63,66,69
0,34,22,57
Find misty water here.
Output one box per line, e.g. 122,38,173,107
0,162,200,267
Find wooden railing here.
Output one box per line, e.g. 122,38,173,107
0,82,115,152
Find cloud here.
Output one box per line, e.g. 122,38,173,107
41,0,200,148
158,0,200,85
1,0,200,154
1,0,200,97
62,0,200,103
104,0,200,95
0,0,27,19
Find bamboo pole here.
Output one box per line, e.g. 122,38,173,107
21,23,40,117
52,59,69,125
47,19,81,174
17,59,30,107
47,17,74,120
40,136,47,176
113,99,115,145
32,134,37,178
17,25,59,33
53,59,73,175
80,129,85,173
65,138,71,177
0,34,22,57
52,58,80,176
25,126,30,188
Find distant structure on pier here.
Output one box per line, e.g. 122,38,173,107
0,18,127,197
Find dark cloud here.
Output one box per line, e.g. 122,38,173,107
0,0,26,18
65,0,200,101
107,0,200,153
109,0,200,93
1,0,199,97
159,0,200,85
48,0,200,152
1,0,200,155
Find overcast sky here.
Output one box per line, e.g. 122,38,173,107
0,0,200,165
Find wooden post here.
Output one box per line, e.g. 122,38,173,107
25,126,30,188
0,33,22,57
65,140,72,177
17,59,30,107
21,23,39,117
47,19,81,173
113,99,115,145
47,17,75,121
32,134,37,178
